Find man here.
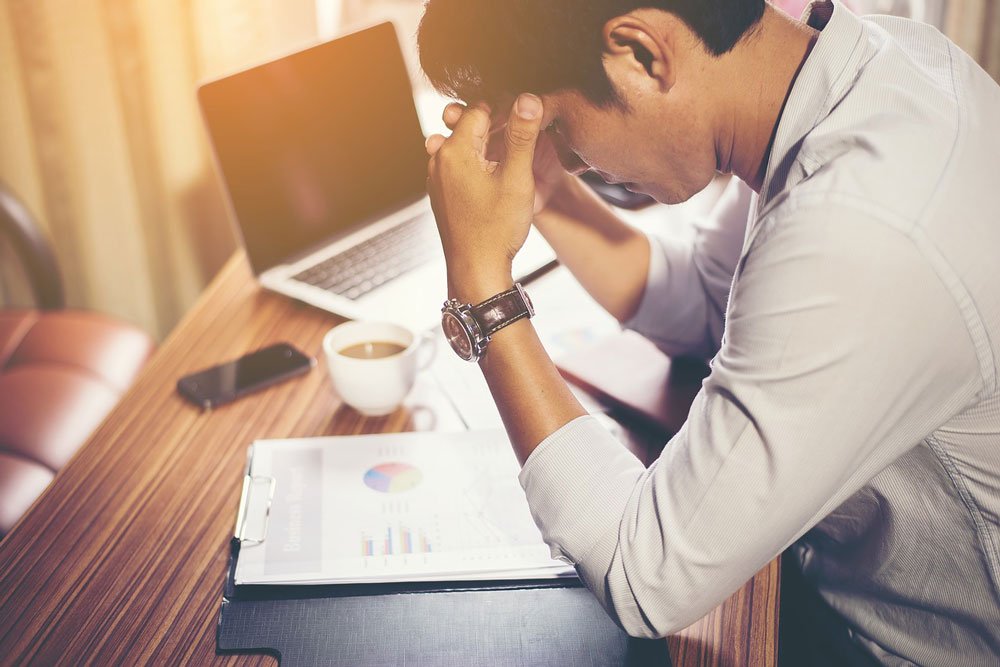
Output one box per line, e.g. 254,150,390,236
418,0,1000,663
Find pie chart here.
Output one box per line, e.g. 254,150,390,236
363,462,422,493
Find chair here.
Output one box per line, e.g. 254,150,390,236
0,183,155,537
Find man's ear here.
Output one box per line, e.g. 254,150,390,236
601,13,675,95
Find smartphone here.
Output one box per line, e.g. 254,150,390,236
176,342,315,409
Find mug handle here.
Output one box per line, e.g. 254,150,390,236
416,330,437,371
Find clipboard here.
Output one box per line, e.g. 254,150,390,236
216,448,670,666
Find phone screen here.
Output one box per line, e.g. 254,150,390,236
177,343,313,408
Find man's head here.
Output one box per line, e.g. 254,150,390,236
418,0,769,203
419,0,765,107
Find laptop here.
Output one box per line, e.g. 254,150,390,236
197,22,555,332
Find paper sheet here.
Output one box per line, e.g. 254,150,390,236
234,430,575,585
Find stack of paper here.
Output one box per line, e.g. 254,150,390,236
234,429,576,586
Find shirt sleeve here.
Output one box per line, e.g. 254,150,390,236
519,204,983,637
624,178,752,359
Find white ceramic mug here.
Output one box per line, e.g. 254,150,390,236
322,321,435,416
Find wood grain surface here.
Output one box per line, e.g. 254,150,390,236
0,253,778,666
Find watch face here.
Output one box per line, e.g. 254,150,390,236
442,311,475,361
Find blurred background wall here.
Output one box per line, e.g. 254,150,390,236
0,0,997,341
0,0,320,339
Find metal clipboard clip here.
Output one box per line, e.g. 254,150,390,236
234,459,276,547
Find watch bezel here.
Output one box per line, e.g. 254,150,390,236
515,282,535,318
441,299,489,362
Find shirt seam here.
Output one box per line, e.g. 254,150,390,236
914,39,963,227
909,227,997,396
925,434,1000,609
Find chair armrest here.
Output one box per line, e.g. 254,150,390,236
0,184,64,310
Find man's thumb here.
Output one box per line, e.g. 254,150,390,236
502,94,543,177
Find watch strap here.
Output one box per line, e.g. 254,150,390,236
471,284,532,337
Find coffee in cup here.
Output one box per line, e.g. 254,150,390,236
337,341,407,359
322,321,435,416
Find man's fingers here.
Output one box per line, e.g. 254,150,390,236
502,94,543,178
442,103,464,130
425,133,447,156
449,103,491,154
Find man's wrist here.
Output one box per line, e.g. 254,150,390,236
447,269,515,305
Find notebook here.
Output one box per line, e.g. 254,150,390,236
198,21,555,332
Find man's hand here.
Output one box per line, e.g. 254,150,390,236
440,102,569,215
425,94,545,302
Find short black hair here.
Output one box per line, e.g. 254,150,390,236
418,0,766,106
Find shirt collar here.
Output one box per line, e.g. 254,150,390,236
759,0,868,205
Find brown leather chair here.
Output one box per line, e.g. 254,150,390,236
0,184,154,537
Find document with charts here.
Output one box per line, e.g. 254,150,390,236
233,430,576,585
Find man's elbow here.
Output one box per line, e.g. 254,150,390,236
616,607,703,640
604,577,709,640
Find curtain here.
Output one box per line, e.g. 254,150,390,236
0,0,319,339
944,0,1000,79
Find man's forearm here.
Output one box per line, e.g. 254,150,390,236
534,175,651,322
427,96,616,462
475,317,587,465
466,176,651,462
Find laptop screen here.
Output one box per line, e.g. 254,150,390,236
198,22,429,275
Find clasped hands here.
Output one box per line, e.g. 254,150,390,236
424,94,546,304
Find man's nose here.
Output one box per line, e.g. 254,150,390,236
552,143,589,176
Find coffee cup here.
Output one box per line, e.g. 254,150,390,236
322,321,435,416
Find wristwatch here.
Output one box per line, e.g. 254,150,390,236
441,283,535,362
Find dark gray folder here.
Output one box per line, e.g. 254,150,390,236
217,540,670,666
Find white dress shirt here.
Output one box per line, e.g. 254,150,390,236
518,2,1000,664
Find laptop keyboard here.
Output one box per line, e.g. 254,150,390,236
291,216,440,300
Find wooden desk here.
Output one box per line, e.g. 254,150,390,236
0,253,779,665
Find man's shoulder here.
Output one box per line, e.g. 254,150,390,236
792,47,954,223
790,18,1000,230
